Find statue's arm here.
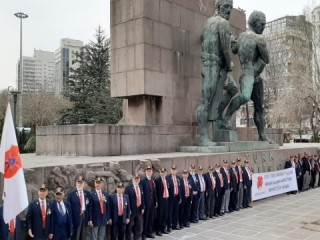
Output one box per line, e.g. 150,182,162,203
257,37,270,64
218,21,232,71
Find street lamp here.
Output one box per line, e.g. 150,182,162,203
14,12,28,127
7,86,21,131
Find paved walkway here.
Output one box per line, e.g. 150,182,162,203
155,188,320,240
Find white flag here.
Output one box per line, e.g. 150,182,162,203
0,103,28,224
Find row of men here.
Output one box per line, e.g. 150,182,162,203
285,153,320,193
0,159,253,240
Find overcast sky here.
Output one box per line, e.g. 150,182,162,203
0,0,318,91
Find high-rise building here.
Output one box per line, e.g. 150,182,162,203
262,15,313,128
54,38,83,94
16,49,55,93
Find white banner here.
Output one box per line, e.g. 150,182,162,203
252,168,298,201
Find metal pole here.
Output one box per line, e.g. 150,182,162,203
13,93,17,129
20,17,23,92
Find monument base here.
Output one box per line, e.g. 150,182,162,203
179,141,279,153
212,129,238,142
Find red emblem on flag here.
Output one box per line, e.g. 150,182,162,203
257,175,263,190
4,146,22,179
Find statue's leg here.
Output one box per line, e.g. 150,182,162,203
224,70,254,126
218,72,239,119
251,78,275,144
197,67,218,146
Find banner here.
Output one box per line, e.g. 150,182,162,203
252,168,298,201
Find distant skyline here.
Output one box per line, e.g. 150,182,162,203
0,0,319,90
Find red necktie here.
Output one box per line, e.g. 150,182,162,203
219,173,224,187
9,219,15,234
239,167,243,181
234,169,239,184
135,185,141,207
99,191,104,214
173,176,178,195
118,195,123,216
211,175,215,190
80,191,84,213
41,200,46,229
163,178,169,198
184,179,189,197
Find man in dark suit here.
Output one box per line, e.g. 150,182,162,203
110,182,130,240
294,155,303,191
0,205,21,240
229,161,239,212
155,168,169,236
51,186,73,240
91,177,111,240
242,160,253,208
166,165,181,231
141,165,158,240
26,184,53,240
179,170,191,228
235,158,244,209
125,174,145,240
302,153,311,191
220,160,230,214
204,166,216,218
213,164,224,217
188,164,200,223
197,166,208,221
67,176,93,240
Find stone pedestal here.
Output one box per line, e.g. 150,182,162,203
179,141,279,153
213,129,238,142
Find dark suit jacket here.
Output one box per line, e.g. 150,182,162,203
91,190,111,226
0,205,21,240
179,177,192,202
302,157,311,174
67,189,92,229
110,194,130,224
124,184,145,217
141,177,158,209
51,200,73,237
213,171,224,196
188,173,200,195
166,174,181,200
242,167,252,188
204,172,215,195
26,199,53,239
229,168,238,192
220,167,230,190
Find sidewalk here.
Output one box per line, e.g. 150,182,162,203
156,188,320,240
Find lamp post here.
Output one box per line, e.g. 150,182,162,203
7,86,21,131
14,12,28,126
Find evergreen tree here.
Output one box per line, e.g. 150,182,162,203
60,26,122,124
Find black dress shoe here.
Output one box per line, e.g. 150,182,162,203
156,232,162,236
235,208,240,211
162,230,169,234
173,226,181,230
179,225,184,229
218,213,224,216
214,214,219,217
167,228,172,233
142,236,146,240
184,223,190,228
146,234,155,238
200,217,208,221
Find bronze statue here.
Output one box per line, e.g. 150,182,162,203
197,0,238,146
223,11,273,143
